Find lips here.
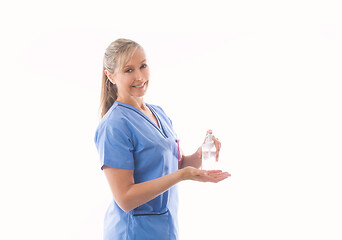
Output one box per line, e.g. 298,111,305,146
132,81,147,88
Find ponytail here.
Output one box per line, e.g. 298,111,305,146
99,65,118,118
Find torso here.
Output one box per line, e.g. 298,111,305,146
96,101,179,239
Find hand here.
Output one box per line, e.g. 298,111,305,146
211,131,221,162
181,166,231,183
196,129,222,162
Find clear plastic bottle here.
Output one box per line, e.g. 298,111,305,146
201,131,217,170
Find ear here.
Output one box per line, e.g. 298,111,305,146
104,70,115,84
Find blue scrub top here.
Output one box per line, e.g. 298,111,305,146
94,101,180,240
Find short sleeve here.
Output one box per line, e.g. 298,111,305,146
94,121,134,170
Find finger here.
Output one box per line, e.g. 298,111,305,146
212,135,221,161
220,172,231,177
213,136,221,151
213,175,230,183
210,172,231,182
206,170,223,174
199,171,231,183
208,171,231,178
202,174,226,183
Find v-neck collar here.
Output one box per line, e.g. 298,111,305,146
115,101,168,138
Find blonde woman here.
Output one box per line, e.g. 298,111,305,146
94,38,230,240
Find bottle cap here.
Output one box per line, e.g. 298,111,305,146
206,132,213,143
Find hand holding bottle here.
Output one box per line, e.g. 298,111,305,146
201,130,222,170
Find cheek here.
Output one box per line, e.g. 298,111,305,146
116,76,133,89
144,69,150,79
123,76,135,85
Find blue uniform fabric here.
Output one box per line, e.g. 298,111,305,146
94,101,179,240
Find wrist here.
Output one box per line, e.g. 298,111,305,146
178,168,189,181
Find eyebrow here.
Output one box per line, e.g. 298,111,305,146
124,59,146,68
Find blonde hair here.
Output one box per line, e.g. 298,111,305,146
100,38,142,118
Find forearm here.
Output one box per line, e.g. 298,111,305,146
122,169,185,212
180,151,201,169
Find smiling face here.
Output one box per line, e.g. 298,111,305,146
111,48,150,103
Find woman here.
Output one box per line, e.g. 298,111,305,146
94,38,230,240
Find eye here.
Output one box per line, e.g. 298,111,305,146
140,63,148,69
125,68,133,73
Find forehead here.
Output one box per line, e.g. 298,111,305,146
125,48,146,66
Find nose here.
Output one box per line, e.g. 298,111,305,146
135,69,143,81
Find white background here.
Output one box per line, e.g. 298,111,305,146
1,0,341,239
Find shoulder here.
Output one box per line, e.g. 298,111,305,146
94,103,132,143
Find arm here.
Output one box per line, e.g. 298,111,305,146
103,166,183,213
103,165,230,213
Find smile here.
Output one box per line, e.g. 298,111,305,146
132,82,147,88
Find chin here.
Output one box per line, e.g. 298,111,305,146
139,84,149,96
130,81,148,97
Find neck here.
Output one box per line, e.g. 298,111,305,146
117,96,147,111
